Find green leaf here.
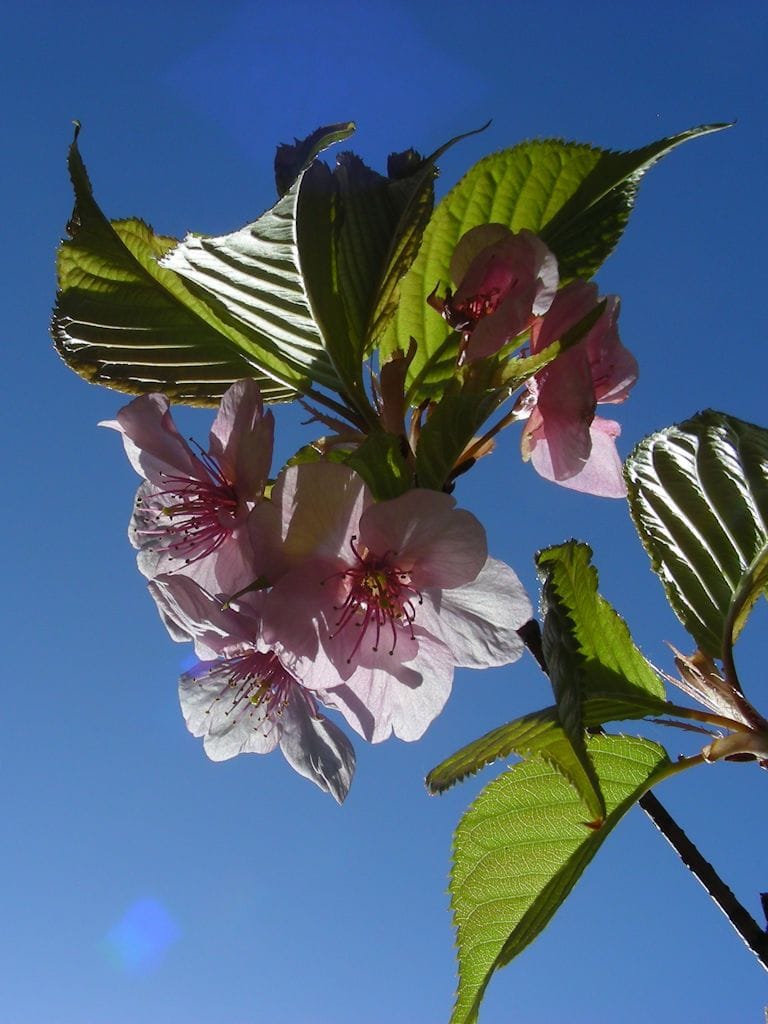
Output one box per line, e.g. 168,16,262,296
343,431,413,500
53,127,295,405
625,410,768,659
159,127,356,396
295,126,486,422
537,542,667,703
274,121,356,197
450,735,674,1024
426,693,670,795
383,124,729,402
528,541,668,822
414,363,502,491
54,124,358,406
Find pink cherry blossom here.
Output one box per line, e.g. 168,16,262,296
148,573,355,803
519,279,638,498
101,379,279,591
428,224,559,362
262,462,533,743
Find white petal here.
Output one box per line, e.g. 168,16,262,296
179,664,280,761
320,630,454,743
422,558,533,668
278,694,356,803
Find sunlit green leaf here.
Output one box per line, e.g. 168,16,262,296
537,542,667,702
53,127,298,405
450,736,674,1024
426,693,669,794
54,125,360,405
625,410,768,659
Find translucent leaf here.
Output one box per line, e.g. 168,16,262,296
450,735,673,1024
383,124,729,402
536,542,667,703
426,693,669,794
625,410,768,659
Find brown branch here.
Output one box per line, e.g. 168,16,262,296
638,789,768,971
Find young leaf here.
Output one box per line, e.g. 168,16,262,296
343,431,413,500
383,124,729,402
414,364,502,491
296,126,487,421
426,692,669,794
625,410,768,660
450,735,674,1024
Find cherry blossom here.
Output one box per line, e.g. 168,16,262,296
101,379,279,591
262,462,533,743
148,573,355,803
428,224,559,362
519,279,638,497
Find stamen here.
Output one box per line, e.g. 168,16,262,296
326,538,423,662
134,449,240,567
196,651,293,737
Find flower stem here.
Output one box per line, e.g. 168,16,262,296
637,789,768,971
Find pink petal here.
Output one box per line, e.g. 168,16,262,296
529,415,627,498
277,692,356,803
318,630,455,743
586,297,638,404
208,379,274,501
417,559,532,668
452,227,558,362
100,393,205,484
179,662,281,760
530,279,599,354
272,462,371,563
534,346,595,477
359,489,487,589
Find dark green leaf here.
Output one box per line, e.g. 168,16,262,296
625,410,768,659
274,121,355,197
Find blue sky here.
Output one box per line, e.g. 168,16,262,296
3,1,767,1021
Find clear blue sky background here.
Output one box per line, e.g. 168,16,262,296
3,2,767,1021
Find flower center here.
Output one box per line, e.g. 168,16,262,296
328,536,423,662
201,650,293,733
137,444,240,566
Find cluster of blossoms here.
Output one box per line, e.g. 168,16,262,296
429,224,638,498
100,223,638,802
103,380,533,802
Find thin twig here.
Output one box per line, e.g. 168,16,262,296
638,790,768,971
